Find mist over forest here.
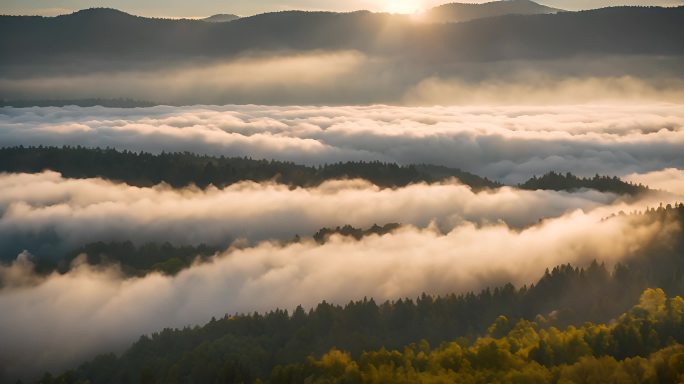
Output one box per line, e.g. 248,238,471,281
1,1,684,383
1,5,684,105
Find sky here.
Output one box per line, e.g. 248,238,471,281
1,0,683,18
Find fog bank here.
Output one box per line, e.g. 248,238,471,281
0,204,678,380
625,168,684,196
2,53,683,105
2,103,683,183
0,172,623,259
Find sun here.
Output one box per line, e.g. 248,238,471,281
384,0,423,14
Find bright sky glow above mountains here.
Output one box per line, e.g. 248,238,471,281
1,0,683,17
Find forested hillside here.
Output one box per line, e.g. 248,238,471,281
423,0,561,23
0,146,651,194
37,204,684,383
25,242,222,278
271,289,684,383
0,146,499,189
2,6,683,65
10,224,402,280
1,0,683,382
520,171,649,195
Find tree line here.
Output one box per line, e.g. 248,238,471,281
35,204,684,383
28,242,222,279
0,146,651,195
3,6,683,65
271,289,684,383
519,171,649,195
11,197,678,280
0,146,499,190
6,223,400,281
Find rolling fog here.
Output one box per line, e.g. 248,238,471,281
2,103,683,183
0,172,624,259
1,6,684,380
0,194,680,379
2,52,683,105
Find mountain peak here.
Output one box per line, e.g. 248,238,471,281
202,14,240,23
425,0,562,23
64,8,135,18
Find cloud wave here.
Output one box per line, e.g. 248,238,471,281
0,203,678,380
625,168,684,196
0,171,624,259
2,103,684,183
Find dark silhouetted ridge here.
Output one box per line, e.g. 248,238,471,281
60,7,135,19
424,0,562,23
0,146,500,190
519,171,649,196
1,6,683,64
202,14,240,23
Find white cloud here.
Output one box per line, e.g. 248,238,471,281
625,168,684,195
0,171,623,258
0,203,677,380
2,51,683,106
1,103,683,183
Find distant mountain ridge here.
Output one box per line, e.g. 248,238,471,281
424,0,562,23
0,6,683,65
202,13,240,23
0,98,154,108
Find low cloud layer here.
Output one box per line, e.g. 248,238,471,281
2,103,684,182
0,171,624,259
0,52,375,105
2,52,683,105
404,76,684,105
625,168,684,196
0,202,678,380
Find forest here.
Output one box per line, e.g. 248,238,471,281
519,171,650,196
0,146,498,189
33,204,684,383
2,6,683,65
0,120,675,384
21,242,222,279
2,1,683,383
270,289,684,384
9,223,401,280
0,146,647,194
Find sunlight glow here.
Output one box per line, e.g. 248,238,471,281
384,0,423,14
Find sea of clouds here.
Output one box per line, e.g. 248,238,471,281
0,171,629,259
2,103,684,183
0,194,680,379
1,101,684,380
0,167,682,379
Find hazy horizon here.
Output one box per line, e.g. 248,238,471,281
2,0,684,18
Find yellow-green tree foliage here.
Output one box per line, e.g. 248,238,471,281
272,289,684,384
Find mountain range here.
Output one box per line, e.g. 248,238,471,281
424,0,562,23
1,4,682,66
199,0,561,24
